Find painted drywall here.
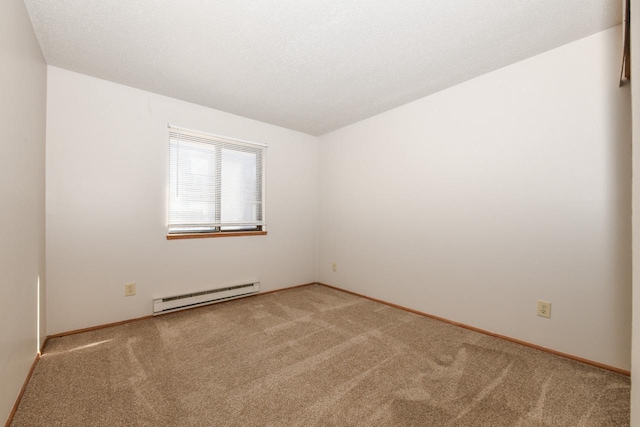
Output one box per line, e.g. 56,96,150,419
0,0,47,422
630,0,640,423
46,67,318,334
318,26,631,370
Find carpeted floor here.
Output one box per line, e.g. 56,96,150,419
12,284,630,426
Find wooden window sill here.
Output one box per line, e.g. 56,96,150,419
167,231,267,240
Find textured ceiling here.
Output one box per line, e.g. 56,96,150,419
24,0,621,135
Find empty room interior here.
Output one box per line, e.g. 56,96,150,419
4,0,640,425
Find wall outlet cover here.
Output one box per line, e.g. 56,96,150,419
125,282,136,297
537,300,551,318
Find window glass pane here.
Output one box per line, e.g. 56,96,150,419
221,148,259,224
169,140,217,226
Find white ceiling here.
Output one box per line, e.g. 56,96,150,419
24,0,621,136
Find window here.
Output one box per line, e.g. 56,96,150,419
167,125,266,238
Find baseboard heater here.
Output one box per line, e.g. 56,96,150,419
153,282,260,315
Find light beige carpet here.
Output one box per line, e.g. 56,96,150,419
12,284,629,426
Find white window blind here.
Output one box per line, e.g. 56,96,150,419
168,125,266,234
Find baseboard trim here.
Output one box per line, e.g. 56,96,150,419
48,315,155,339
4,347,42,427
318,282,630,377
47,282,318,340
257,282,317,296
39,336,49,354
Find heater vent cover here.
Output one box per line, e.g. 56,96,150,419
153,282,259,315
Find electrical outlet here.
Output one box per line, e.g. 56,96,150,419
332,263,337,272
125,282,136,297
537,300,551,318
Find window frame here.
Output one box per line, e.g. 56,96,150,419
166,125,267,240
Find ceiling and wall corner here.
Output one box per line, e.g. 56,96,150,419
23,0,621,136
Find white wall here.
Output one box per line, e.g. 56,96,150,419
0,0,47,422
46,67,317,334
318,26,631,370
630,0,640,423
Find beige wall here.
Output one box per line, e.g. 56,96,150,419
0,0,47,422
45,67,318,334
630,0,640,424
318,26,632,370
